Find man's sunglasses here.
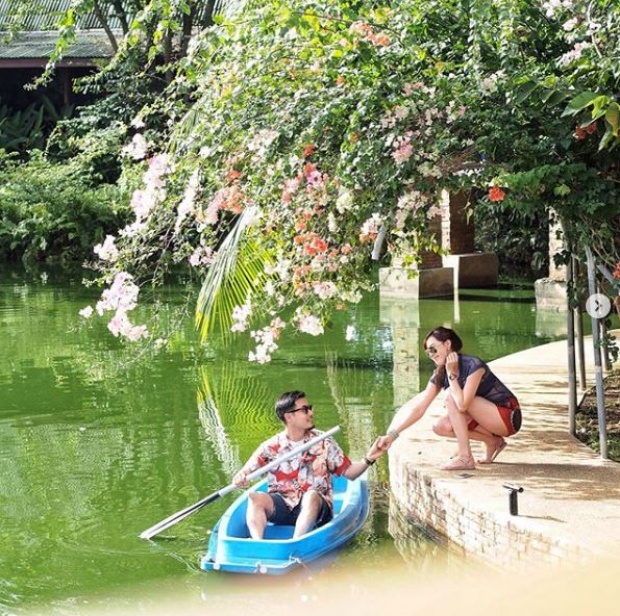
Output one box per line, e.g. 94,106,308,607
288,404,313,415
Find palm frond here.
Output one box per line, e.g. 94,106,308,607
195,208,272,343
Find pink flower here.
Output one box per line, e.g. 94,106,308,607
392,142,413,164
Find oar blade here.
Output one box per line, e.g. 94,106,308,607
139,490,224,540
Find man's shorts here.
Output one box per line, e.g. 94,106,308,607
267,492,332,528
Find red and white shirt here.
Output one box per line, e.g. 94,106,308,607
244,429,351,511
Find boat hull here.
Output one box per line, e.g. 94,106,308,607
201,474,369,575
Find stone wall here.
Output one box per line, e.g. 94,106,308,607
387,459,592,572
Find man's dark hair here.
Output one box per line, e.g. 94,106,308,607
275,390,306,422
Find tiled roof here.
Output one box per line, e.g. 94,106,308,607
0,0,231,63
0,30,113,60
0,0,124,31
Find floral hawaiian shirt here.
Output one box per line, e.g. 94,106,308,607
244,429,351,511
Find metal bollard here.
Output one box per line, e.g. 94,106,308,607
502,483,524,515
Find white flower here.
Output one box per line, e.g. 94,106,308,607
312,281,338,300
563,17,578,31
558,41,590,67
426,204,442,219
96,272,140,315
93,235,119,262
79,305,93,319
107,310,148,341
231,298,253,333
265,258,291,282
336,190,353,213
247,129,279,158
247,323,282,363
328,212,339,233
175,170,200,234
345,325,356,341
264,280,276,296
122,133,148,160
297,314,324,336
243,205,263,227
341,290,363,304
360,213,383,237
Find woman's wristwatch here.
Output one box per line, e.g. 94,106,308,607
448,373,458,381
364,456,376,466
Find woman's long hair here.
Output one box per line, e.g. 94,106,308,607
423,326,463,382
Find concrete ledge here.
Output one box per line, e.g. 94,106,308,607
379,266,454,299
388,452,591,571
386,334,620,571
443,252,499,288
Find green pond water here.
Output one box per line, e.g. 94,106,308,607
0,267,569,615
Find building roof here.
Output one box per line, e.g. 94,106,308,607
0,0,121,66
0,31,114,66
0,0,124,31
0,0,231,68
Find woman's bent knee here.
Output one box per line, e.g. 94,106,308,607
433,417,454,437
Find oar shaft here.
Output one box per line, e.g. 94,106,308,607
139,425,340,540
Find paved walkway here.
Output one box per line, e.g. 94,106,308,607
388,330,620,568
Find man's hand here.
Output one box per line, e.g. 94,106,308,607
233,470,250,488
366,437,385,461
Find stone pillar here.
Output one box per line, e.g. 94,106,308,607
441,189,499,288
379,207,454,300
441,189,475,254
534,210,567,314
549,214,567,282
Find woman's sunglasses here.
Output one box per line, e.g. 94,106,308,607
424,345,439,357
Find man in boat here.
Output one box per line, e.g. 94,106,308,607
233,390,383,540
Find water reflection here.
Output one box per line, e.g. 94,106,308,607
0,269,565,614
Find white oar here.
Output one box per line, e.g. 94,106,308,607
139,425,341,540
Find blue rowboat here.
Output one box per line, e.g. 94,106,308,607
200,473,369,575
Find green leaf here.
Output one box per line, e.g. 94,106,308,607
514,81,538,105
598,127,616,151
561,91,600,117
553,184,571,197
591,95,613,118
542,89,570,106
605,102,620,137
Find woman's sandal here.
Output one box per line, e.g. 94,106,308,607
478,439,507,464
441,455,476,471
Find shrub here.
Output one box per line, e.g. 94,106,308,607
0,149,131,265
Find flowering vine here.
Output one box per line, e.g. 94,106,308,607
81,0,620,360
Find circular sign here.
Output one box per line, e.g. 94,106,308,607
585,293,612,319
